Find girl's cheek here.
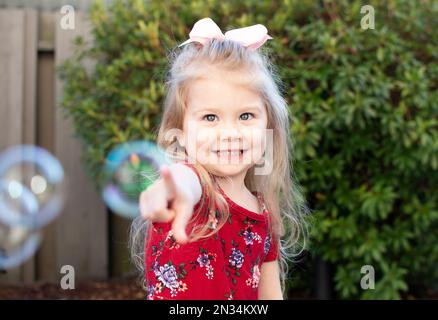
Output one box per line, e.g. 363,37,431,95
185,127,216,162
183,119,205,156
249,128,268,163
195,128,215,150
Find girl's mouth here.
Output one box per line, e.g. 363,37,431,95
212,149,247,160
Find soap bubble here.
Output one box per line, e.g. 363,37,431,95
0,221,42,270
0,145,65,229
102,140,170,219
0,180,39,229
0,145,65,269
0,179,41,270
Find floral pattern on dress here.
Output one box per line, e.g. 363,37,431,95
246,264,261,289
146,225,220,299
264,233,271,256
229,247,245,269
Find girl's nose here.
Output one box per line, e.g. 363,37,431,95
216,127,243,149
218,125,240,140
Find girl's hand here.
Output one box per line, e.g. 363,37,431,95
139,164,201,244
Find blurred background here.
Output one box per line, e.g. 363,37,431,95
0,0,437,299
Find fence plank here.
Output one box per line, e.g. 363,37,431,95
0,9,24,150
21,8,38,284
35,49,57,281
0,8,37,285
54,11,108,280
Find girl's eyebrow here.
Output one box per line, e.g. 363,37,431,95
193,106,222,113
193,105,263,114
241,105,263,112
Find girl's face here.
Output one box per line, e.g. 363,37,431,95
181,69,268,178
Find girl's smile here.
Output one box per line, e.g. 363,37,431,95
212,148,247,161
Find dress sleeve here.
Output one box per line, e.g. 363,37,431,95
263,231,280,262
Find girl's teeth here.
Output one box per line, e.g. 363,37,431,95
217,151,241,156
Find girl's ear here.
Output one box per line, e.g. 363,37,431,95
176,132,185,148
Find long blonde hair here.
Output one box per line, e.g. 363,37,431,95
130,38,309,297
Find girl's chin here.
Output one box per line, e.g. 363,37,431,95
197,156,251,167
201,163,252,177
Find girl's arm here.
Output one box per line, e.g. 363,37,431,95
258,260,283,300
164,163,202,204
139,163,202,243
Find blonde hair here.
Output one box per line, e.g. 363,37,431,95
130,38,309,298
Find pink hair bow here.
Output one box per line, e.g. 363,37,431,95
178,17,273,50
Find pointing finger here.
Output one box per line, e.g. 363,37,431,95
160,165,177,200
171,201,194,244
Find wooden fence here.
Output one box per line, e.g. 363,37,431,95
0,8,131,286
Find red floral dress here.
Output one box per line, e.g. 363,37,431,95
144,164,279,300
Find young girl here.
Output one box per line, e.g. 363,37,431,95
130,17,309,300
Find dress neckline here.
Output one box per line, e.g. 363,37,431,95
216,184,267,221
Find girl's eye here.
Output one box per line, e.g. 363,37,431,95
240,112,254,121
203,114,217,122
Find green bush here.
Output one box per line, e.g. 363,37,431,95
59,0,438,299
